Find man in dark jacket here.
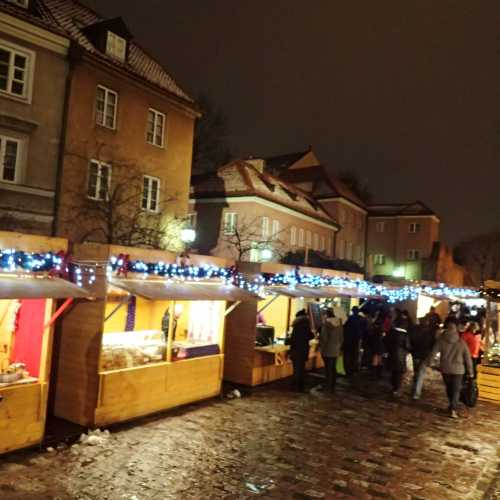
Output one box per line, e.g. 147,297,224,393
343,307,366,376
410,316,436,400
385,320,411,397
426,318,474,418
289,310,314,392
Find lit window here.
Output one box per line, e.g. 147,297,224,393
313,233,319,251
408,249,420,261
0,135,20,183
290,226,297,246
261,216,269,238
142,175,160,212
0,42,31,100
376,221,385,233
374,254,385,265
7,0,29,8
87,160,111,201
272,220,280,239
306,231,312,247
106,32,127,61
223,212,237,235
147,109,166,148
96,85,118,129
409,222,421,234
298,228,304,247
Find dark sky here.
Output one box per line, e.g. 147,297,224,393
85,1,500,245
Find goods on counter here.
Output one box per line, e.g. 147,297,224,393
484,343,500,367
100,330,166,371
0,363,28,384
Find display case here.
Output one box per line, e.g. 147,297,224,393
100,330,166,371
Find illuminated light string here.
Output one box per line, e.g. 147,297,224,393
258,271,480,303
0,248,97,287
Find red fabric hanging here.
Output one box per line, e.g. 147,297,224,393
11,299,46,378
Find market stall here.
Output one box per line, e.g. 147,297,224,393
52,243,257,427
0,231,88,455
224,263,364,386
477,281,500,405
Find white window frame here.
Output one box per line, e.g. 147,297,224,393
409,222,421,234
272,219,280,239
0,134,21,184
95,85,118,129
290,226,297,246
298,228,305,248
223,212,237,235
261,216,269,238
408,249,420,261
374,254,385,265
87,160,111,201
106,31,127,61
142,175,161,213
376,221,385,233
146,108,166,148
0,40,34,102
187,212,197,228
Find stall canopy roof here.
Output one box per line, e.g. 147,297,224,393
0,275,90,300
109,279,259,301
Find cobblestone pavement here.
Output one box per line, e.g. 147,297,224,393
1,370,499,500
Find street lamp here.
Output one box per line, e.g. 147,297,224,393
261,248,273,261
181,228,196,244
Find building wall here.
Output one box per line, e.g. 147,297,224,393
56,58,195,242
367,215,440,279
321,200,366,266
190,199,336,262
0,13,69,235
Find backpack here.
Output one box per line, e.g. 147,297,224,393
460,378,479,408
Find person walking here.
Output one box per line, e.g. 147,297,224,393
319,309,344,392
409,316,437,399
370,311,386,379
426,306,442,329
461,321,481,378
343,306,366,376
289,309,314,392
385,319,411,397
426,318,474,418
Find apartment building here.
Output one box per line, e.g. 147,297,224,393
366,202,440,280
189,160,339,262
0,0,69,234
252,149,368,267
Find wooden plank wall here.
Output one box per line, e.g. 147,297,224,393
223,301,258,385
478,365,500,404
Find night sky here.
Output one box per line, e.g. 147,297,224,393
85,1,500,245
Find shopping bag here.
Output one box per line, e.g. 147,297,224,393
337,356,346,376
460,378,478,408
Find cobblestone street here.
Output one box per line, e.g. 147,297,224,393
0,371,499,500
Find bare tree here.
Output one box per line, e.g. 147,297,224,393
62,142,187,251
455,232,500,285
220,215,289,262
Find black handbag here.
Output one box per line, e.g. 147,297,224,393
460,378,479,408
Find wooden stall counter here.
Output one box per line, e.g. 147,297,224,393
477,365,500,404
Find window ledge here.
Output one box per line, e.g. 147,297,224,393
0,112,38,133
0,182,54,198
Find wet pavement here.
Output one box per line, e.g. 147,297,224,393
0,369,499,500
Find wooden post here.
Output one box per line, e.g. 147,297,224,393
486,298,492,354
286,297,292,333
166,300,175,362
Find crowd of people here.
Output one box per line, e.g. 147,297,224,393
288,304,492,419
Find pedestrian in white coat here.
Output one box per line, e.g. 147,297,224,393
319,309,344,392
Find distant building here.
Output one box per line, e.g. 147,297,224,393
189,160,340,262
0,0,69,235
366,201,440,280
251,149,368,268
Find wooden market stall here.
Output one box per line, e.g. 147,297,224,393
52,243,257,427
477,281,500,405
0,231,88,455
224,263,363,386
